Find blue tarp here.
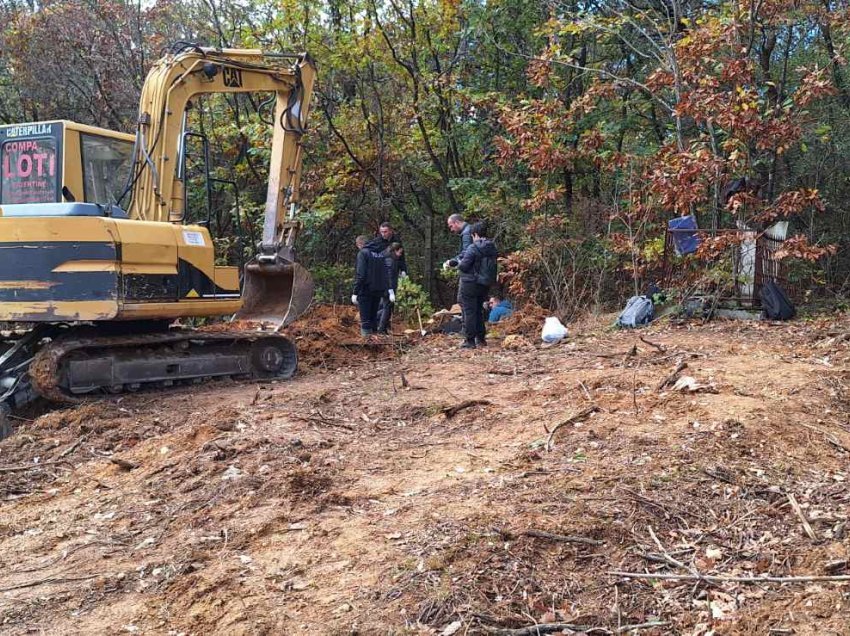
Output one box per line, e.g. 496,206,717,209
668,215,700,256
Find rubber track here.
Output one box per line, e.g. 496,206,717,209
29,330,293,404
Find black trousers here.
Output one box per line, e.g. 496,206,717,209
377,294,394,333
357,292,383,333
460,282,488,342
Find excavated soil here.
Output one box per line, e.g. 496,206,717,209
0,310,848,635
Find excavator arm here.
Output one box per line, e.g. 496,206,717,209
125,43,316,325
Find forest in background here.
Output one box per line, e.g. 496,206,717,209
0,0,847,316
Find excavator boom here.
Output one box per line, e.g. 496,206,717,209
127,44,317,326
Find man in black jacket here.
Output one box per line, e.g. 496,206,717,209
372,222,408,277
444,214,472,269
457,222,497,349
444,214,474,331
352,235,392,336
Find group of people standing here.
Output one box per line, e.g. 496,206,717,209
352,222,407,336
352,215,503,349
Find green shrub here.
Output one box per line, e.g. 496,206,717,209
395,276,433,324
311,264,354,304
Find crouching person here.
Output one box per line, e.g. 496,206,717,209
457,222,498,349
352,235,391,337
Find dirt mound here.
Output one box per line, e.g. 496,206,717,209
284,304,399,369
492,303,549,337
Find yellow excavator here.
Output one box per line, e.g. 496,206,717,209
0,43,316,435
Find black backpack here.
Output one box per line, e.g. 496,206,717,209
760,280,795,320
475,248,498,287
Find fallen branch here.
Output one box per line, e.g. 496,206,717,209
293,415,355,431
57,435,87,459
608,571,850,583
494,526,603,546
0,459,68,473
487,368,518,376
639,336,666,353
482,624,590,636
0,573,100,593
442,399,491,418
545,405,600,451
786,492,818,540
483,620,668,635
523,528,604,547
657,359,687,391
616,622,669,633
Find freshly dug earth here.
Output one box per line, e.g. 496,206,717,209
0,311,848,635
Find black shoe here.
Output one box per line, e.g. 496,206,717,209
460,340,476,349
476,338,487,347
361,329,374,337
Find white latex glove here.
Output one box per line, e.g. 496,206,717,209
399,271,408,279
442,260,451,270
388,289,396,303
351,295,358,305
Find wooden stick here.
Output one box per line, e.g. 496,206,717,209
786,492,818,540
657,359,687,391
608,571,850,583
545,405,599,451
57,435,87,459
523,529,604,547
442,400,491,418
0,574,100,593
483,624,590,636
639,336,666,353
483,620,668,636
0,459,67,473
617,622,669,633
416,308,426,336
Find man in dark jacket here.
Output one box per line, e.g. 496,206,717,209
352,235,391,336
457,222,497,349
444,214,472,269
372,222,408,277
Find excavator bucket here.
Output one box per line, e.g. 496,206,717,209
235,259,314,328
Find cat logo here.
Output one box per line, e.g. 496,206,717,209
222,67,243,88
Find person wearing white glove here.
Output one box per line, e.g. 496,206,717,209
377,243,404,334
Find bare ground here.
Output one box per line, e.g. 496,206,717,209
0,310,848,635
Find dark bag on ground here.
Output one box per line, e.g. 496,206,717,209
617,295,654,328
760,281,795,320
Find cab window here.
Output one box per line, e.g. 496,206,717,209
81,133,133,205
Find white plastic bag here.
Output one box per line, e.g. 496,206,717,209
541,316,568,343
